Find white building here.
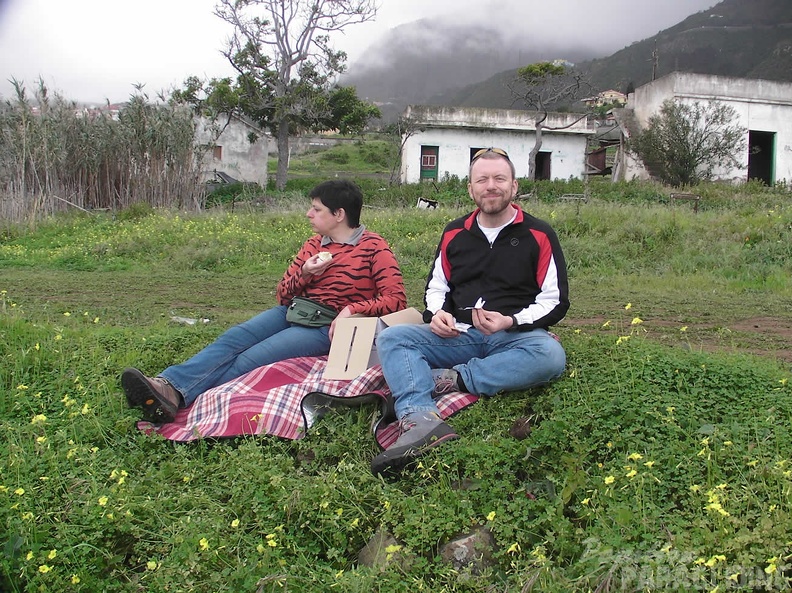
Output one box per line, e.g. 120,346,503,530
196,115,271,187
400,105,594,184
614,72,792,185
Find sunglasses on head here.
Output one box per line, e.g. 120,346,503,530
471,147,511,162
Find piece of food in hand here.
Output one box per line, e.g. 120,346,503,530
317,251,333,262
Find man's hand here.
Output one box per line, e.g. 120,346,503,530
472,308,513,335
328,306,353,341
302,253,333,277
430,310,461,338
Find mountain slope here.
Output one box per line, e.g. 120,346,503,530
346,0,792,118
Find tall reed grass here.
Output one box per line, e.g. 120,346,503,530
0,80,203,223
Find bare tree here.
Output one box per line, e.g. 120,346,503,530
508,62,592,180
214,0,377,190
386,115,419,186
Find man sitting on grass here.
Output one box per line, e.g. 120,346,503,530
371,148,569,477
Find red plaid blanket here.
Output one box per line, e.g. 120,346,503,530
137,356,479,449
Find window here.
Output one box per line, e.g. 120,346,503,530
212,145,223,161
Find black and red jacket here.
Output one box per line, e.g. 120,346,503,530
424,204,569,330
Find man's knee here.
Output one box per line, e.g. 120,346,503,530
378,324,420,349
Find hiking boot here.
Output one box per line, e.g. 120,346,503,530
431,368,460,397
121,368,181,423
371,411,458,476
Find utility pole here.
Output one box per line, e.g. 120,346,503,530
650,43,659,80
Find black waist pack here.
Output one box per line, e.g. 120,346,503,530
286,297,338,328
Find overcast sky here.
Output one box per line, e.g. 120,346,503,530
0,0,718,104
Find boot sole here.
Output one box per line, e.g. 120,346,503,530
121,368,177,423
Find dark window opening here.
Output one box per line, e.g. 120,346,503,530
535,151,551,180
747,130,775,186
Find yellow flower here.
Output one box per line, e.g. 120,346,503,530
48,549,57,559
581,497,591,505
36,436,47,443
63,311,71,317
680,326,688,332
507,542,521,554
626,469,638,478
630,317,643,325
71,575,81,584
486,511,496,522
604,475,615,485
26,551,34,560
747,460,759,467
98,496,109,506
146,560,158,570
231,519,240,528
14,488,24,496
31,414,47,424
690,484,701,493
349,517,359,528
627,452,643,461
256,544,266,554
602,320,611,328
38,565,51,573
199,538,209,551
643,460,655,468
727,573,739,582
624,303,632,310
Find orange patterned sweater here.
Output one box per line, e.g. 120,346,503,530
276,230,406,317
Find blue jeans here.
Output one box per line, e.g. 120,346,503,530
161,305,331,405
377,323,566,419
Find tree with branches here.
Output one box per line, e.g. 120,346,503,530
193,0,379,190
629,99,747,186
508,62,592,180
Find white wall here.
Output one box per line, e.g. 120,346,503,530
400,105,592,184
627,73,792,183
195,117,271,186
401,129,589,183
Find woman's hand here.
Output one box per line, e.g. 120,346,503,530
328,306,353,341
302,253,333,277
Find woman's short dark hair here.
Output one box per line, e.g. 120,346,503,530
309,179,364,227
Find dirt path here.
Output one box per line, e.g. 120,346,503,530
568,316,792,365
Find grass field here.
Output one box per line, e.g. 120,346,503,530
1,178,791,592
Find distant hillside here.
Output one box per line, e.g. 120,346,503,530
348,0,792,119
340,19,599,118
581,0,792,94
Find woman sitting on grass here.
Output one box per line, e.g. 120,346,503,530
121,179,407,423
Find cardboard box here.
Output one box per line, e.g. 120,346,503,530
324,307,424,380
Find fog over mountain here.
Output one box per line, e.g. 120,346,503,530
341,1,716,105
341,19,600,105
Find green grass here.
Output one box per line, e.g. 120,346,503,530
1,185,791,592
268,139,397,177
